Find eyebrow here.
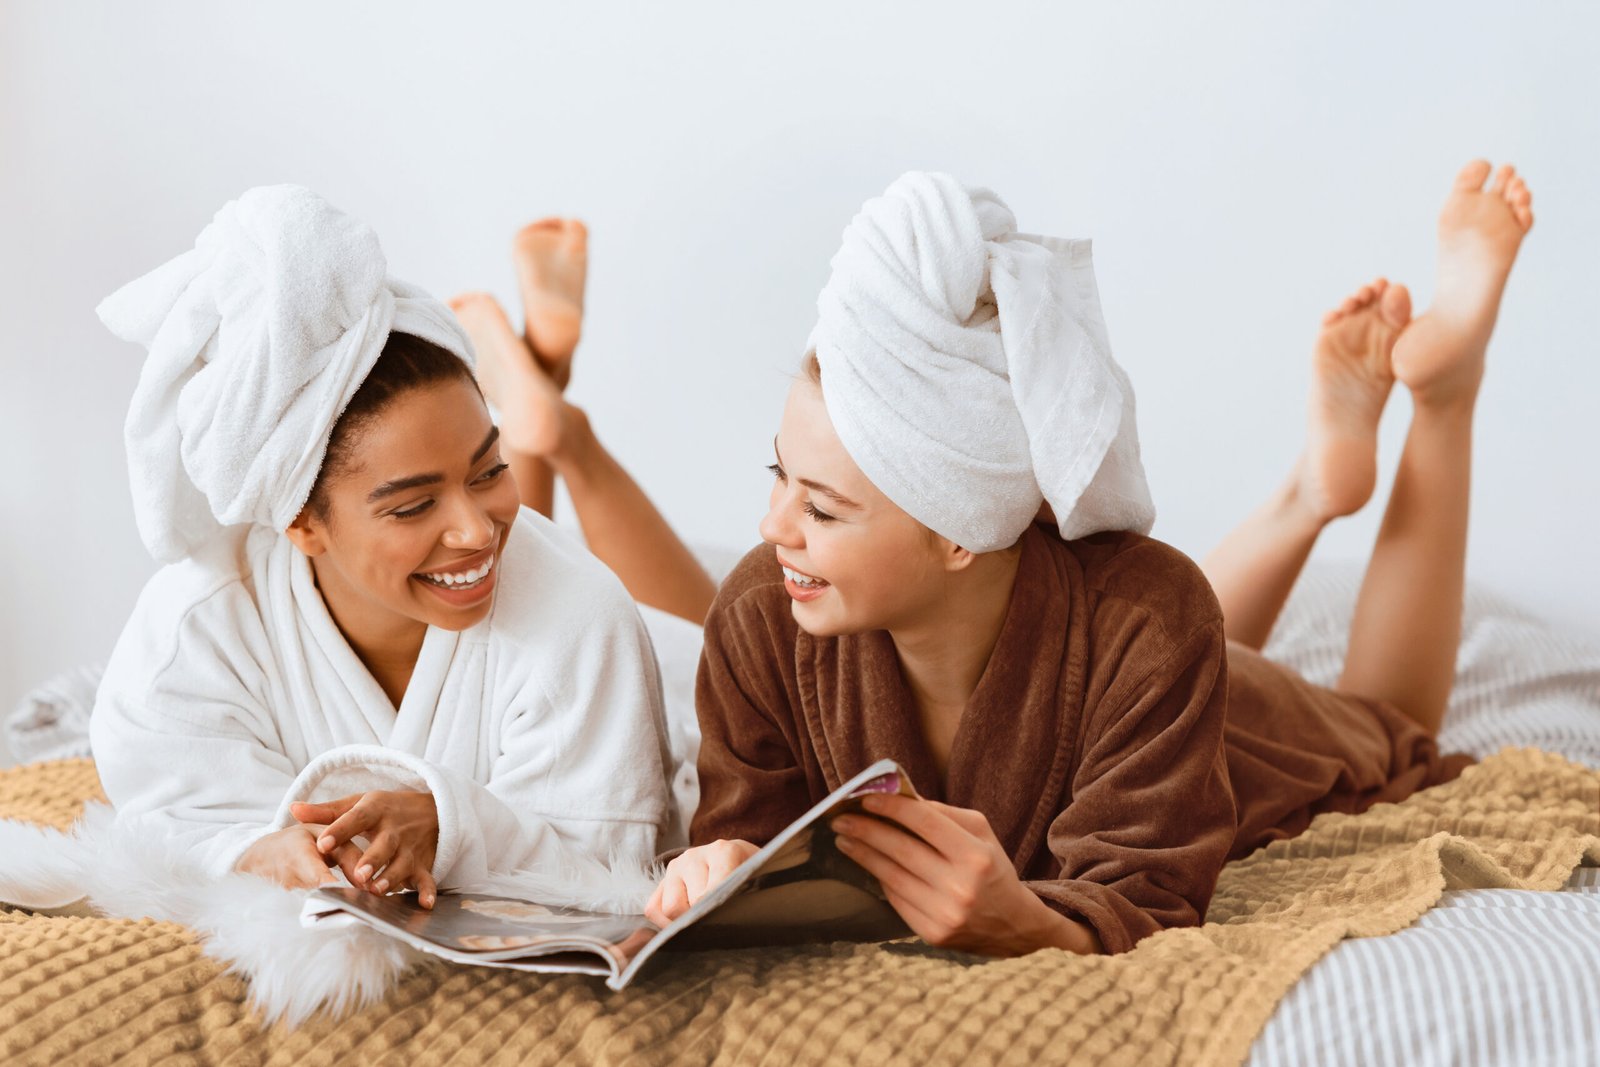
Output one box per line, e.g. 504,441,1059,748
773,438,861,509
367,427,501,503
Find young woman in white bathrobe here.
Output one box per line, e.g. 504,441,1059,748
90,186,677,910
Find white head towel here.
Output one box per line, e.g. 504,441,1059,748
98,185,474,563
809,171,1155,552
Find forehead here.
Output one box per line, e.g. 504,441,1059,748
344,378,492,478
777,380,875,498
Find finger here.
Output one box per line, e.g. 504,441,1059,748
881,883,955,946
926,802,995,839
860,795,976,862
320,801,378,854
833,829,936,901
658,875,689,923
377,854,416,896
328,842,366,885
415,871,437,910
356,832,399,886
833,814,948,885
644,882,671,928
290,794,362,830
679,857,714,908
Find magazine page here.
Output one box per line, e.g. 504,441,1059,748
616,758,917,984
301,887,658,979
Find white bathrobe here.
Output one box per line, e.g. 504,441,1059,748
89,506,677,886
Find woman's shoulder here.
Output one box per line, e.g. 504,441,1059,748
98,529,279,703
482,508,642,650
1043,526,1223,640
708,543,790,622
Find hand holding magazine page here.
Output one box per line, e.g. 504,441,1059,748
299,759,918,990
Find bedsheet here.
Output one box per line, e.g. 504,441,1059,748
2,751,1597,1066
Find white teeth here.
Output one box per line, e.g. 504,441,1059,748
420,554,496,589
781,565,826,588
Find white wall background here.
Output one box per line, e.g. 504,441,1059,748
3,1,1597,767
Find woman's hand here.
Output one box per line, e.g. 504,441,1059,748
830,794,1101,957
644,839,759,927
289,790,440,908
235,825,348,891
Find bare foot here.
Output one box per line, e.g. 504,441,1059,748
513,218,587,389
447,291,573,458
1391,161,1534,407
1299,277,1413,521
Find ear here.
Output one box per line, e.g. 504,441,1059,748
939,538,978,574
284,506,330,558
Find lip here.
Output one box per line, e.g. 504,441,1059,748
412,544,499,608
776,554,830,603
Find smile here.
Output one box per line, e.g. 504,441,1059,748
780,564,827,589
415,552,497,590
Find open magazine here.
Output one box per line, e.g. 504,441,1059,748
299,758,917,990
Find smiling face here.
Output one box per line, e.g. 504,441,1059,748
760,378,970,638
287,376,521,643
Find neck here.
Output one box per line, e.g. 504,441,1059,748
888,545,1023,716
309,556,427,705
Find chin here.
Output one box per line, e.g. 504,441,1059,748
790,599,867,639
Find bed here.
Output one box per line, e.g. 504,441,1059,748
3,562,1598,1066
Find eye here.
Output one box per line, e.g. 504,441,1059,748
802,501,836,524
474,462,510,484
765,462,786,482
392,499,434,519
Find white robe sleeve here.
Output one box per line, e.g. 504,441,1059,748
90,569,297,880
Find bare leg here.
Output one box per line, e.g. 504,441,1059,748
1202,279,1411,648
1339,161,1534,733
448,288,716,625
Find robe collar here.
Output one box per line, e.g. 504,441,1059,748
795,524,1089,867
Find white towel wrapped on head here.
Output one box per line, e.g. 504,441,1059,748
97,184,475,563
809,171,1155,552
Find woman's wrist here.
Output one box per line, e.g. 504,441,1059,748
1014,891,1103,956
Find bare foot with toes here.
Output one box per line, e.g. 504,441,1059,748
1299,277,1412,522
1391,160,1534,407
513,218,588,389
448,291,572,458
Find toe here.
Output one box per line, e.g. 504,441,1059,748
1378,283,1412,329
1491,164,1515,195
1454,160,1492,192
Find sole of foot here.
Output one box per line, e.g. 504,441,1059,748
1390,160,1534,408
1301,277,1413,521
447,291,567,458
513,218,587,389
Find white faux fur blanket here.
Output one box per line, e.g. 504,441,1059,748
0,803,658,1026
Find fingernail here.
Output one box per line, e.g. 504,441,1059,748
832,816,854,832
319,836,335,852
355,865,372,882
862,795,883,811
836,836,857,851
375,878,389,893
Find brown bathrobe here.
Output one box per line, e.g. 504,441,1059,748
691,524,1472,954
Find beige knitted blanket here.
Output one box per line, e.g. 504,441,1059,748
2,750,1597,1067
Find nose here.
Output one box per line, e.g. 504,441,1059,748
441,493,497,551
759,482,803,550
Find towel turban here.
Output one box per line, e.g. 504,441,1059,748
98,185,474,563
809,171,1155,552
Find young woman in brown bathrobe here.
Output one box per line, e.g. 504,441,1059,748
452,163,1535,957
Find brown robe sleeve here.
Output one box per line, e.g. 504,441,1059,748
1026,615,1237,955
689,567,813,847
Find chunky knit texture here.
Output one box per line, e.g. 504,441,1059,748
2,751,1597,1066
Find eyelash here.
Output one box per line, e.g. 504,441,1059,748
765,462,836,524
391,462,509,519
